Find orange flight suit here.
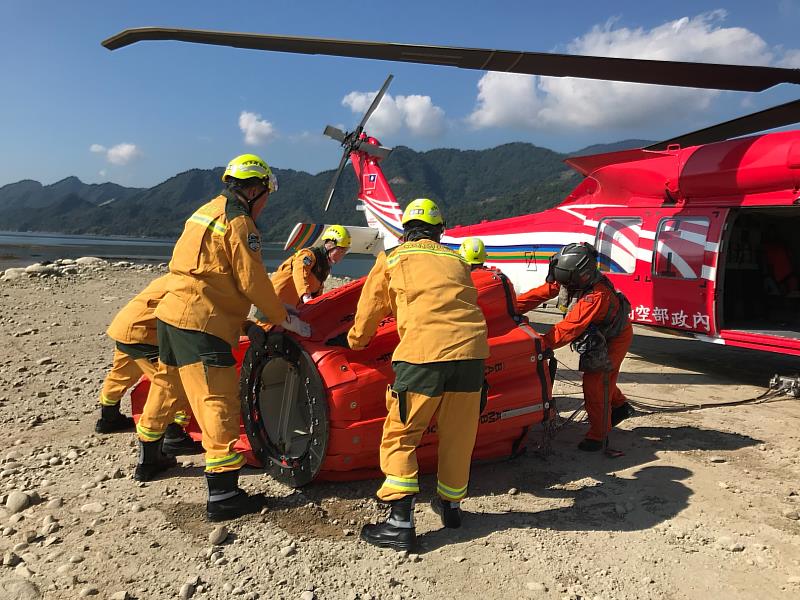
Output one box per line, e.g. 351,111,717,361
138,190,288,472
252,247,328,329
100,275,191,428
348,240,489,502
517,279,632,441
763,241,799,293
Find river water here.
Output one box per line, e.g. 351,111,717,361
0,231,376,279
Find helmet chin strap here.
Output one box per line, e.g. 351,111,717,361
229,182,267,216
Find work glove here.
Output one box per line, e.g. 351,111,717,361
281,314,312,338
246,322,267,352
301,293,315,304
325,332,350,349
283,303,299,316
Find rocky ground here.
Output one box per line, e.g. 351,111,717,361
0,261,799,600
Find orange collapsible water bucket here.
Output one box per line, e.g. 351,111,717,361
131,269,554,487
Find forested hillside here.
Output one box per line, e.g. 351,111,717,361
0,140,648,240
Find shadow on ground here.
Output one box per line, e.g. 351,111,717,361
414,423,761,552
228,420,762,551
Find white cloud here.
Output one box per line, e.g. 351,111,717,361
778,49,800,68
89,142,140,165
106,143,140,166
467,73,542,129
239,111,275,145
395,95,446,137
467,11,796,131
342,90,446,138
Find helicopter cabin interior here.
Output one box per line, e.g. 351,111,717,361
720,208,800,339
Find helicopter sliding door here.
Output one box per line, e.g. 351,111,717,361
638,209,727,337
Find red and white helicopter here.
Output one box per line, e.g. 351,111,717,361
104,28,800,357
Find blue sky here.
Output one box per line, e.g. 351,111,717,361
1,0,799,188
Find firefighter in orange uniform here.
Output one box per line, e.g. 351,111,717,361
252,224,351,328
328,199,489,552
135,154,311,521
96,275,201,454
516,242,633,451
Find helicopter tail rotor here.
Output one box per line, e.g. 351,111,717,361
321,74,394,212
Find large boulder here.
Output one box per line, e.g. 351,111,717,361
5,490,30,514
1,268,28,281
24,264,58,275
75,256,106,265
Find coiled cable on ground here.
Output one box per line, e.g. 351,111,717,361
550,355,786,417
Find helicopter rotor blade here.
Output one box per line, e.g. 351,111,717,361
323,125,346,143
356,140,392,159
323,150,350,212
646,99,800,150
102,28,800,92
356,74,393,133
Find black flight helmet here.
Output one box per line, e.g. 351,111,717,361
547,242,600,290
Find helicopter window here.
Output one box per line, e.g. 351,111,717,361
595,218,641,274
654,217,710,279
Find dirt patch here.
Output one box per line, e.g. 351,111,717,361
264,497,379,540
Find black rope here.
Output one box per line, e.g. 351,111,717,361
549,354,783,417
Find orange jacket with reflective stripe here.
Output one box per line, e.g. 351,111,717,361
270,248,325,307
348,239,489,363
106,275,173,346
154,191,287,346
517,280,631,349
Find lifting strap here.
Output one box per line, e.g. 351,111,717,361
309,246,331,285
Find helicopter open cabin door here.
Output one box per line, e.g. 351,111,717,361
642,209,728,337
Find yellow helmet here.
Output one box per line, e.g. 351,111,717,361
321,224,351,249
459,237,487,265
222,153,278,193
401,198,443,226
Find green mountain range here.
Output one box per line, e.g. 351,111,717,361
0,140,650,241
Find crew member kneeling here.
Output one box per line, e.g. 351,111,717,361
329,199,489,551
96,274,201,456
136,154,311,521
252,224,351,330
516,242,634,451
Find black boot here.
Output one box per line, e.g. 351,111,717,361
360,496,416,552
577,438,603,452
611,402,634,427
95,405,134,434
206,470,264,522
431,496,463,529
161,423,204,456
134,438,177,481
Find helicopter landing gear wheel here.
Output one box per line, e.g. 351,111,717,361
240,332,328,487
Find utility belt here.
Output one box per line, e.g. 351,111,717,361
571,326,613,372
571,280,631,373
